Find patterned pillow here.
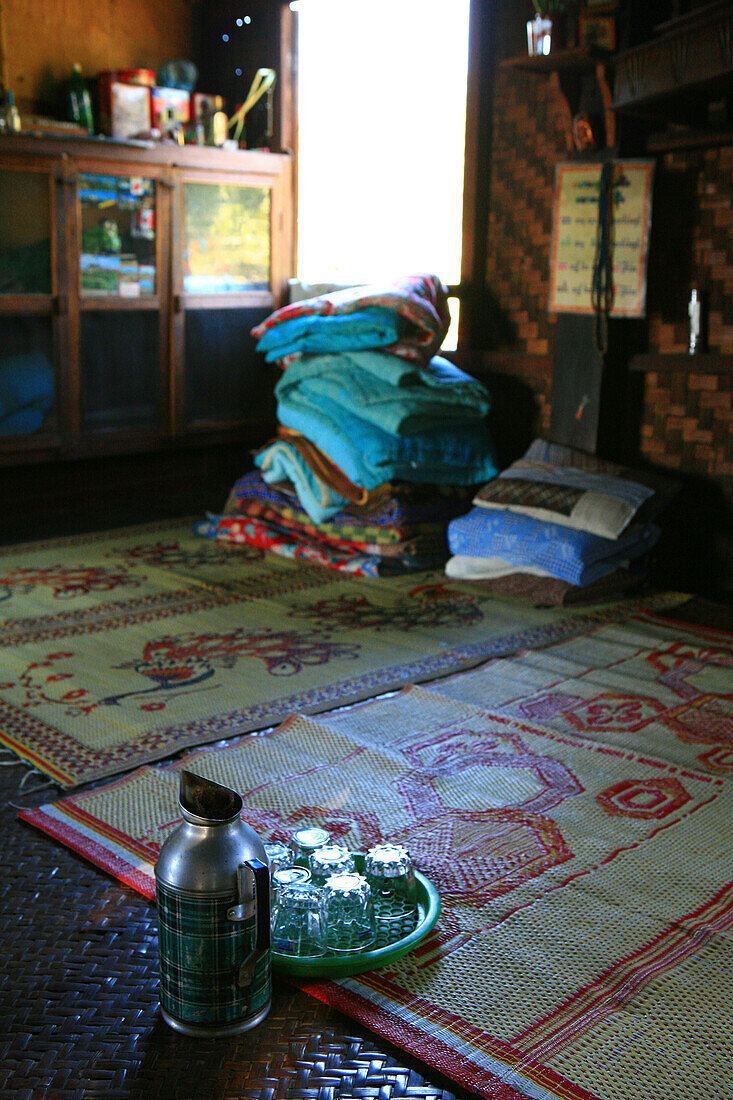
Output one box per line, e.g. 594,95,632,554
474,439,670,540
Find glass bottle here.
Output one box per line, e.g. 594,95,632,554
68,63,94,133
5,90,21,132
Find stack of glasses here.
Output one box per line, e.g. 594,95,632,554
265,831,417,958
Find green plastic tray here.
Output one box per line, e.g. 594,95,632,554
271,860,440,979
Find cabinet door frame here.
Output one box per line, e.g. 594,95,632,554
70,154,173,454
170,160,291,437
0,150,66,459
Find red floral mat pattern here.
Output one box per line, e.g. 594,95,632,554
0,519,682,786
21,612,733,1100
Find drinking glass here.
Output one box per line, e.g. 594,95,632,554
290,826,331,867
271,882,326,957
308,844,355,886
321,872,376,953
270,865,310,913
264,840,293,875
364,843,417,922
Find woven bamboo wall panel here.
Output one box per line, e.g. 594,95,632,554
641,146,733,479
639,370,733,476
486,68,569,360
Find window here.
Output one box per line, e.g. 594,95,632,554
294,0,471,343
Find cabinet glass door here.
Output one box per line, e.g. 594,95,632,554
79,173,156,299
183,181,270,294
78,171,162,433
0,167,56,439
181,179,273,426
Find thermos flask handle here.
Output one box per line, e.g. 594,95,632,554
228,858,271,988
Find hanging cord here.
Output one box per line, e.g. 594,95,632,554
591,160,615,353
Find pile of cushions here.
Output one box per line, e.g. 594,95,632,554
446,439,669,604
196,275,497,576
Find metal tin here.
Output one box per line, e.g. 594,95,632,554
154,770,271,1037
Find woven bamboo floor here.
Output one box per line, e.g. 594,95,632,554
3,595,727,1100
3,747,480,1100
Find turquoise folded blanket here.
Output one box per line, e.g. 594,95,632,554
277,390,498,491
275,351,491,436
255,307,406,363
254,439,351,525
252,273,450,367
0,352,54,435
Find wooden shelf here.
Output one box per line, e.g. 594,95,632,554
501,46,611,75
613,0,733,148
647,126,733,153
501,48,615,149
630,352,733,374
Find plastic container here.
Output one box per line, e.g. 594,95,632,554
150,86,191,129
97,75,151,139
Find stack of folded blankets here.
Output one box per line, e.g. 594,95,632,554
195,274,498,576
445,439,670,605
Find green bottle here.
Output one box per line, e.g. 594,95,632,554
5,89,21,131
68,63,94,134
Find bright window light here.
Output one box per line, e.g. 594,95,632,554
296,0,470,344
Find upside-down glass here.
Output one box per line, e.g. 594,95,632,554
270,865,311,913
264,841,293,875
290,826,331,867
364,843,417,922
308,844,355,886
270,881,326,957
321,872,376,953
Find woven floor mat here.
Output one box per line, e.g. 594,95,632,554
20,610,733,1100
0,518,685,787
2,758,476,1100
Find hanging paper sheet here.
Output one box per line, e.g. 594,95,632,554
549,160,654,317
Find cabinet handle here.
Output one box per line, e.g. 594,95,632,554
54,294,69,314
173,294,183,313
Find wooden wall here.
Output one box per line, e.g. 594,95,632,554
0,0,195,114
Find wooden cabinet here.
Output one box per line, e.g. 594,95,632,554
0,133,293,465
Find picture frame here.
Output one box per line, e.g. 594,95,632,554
579,9,616,51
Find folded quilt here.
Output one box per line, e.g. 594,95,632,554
447,506,660,586
444,563,646,606
275,429,374,503
275,351,491,435
238,501,448,560
251,273,450,367
254,438,354,524
445,555,556,580
225,472,469,543
0,351,55,435
193,514,444,577
254,307,407,363
277,389,497,490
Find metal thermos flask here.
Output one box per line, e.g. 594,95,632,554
154,769,271,1036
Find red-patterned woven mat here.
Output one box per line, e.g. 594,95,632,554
21,611,733,1100
0,518,681,787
